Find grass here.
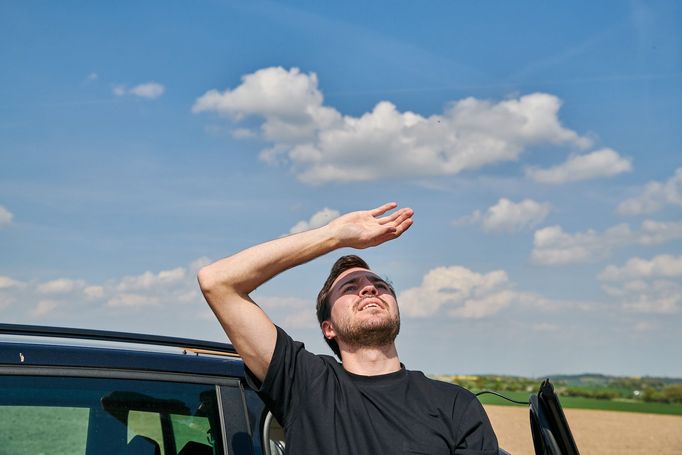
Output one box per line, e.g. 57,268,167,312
476,390,682,416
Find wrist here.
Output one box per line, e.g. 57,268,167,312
318,223,346,250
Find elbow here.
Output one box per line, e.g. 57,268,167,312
197,265,242,303
197,266,219,297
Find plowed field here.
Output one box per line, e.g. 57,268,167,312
484,404,682,454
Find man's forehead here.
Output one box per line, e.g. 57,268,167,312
331,267,383,288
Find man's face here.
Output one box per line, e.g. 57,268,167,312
323,267,400,349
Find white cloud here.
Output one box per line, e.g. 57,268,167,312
617,168,682,215
37,278,86,294
0,205,14,227
396,265,576,318
129,82,165,99
255,295,317,329
87,72,98,81
113,82,165,99
0,295,14,310
107,293,160,308
457,198,550,232
189,257,212,272
532,224,631,265
193,66,594,184
621,280,681,314
599,254,682,281
599,255,682,314
398,266,513,318
113,85,127,96
525,148,632,184
32,300,59,317
117,267,186,292
532,220,682,265
289,208,340,234
83,285,105,299
231,128,257,139
280,310,318,329
0,276,24,289
0,258,212,321
638,220,682,245
258,296,311,310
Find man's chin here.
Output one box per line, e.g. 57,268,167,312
338,319,400,348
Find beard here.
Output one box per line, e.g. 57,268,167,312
331,297,401,349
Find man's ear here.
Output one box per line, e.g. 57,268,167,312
321,320,336,340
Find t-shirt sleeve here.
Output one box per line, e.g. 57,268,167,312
244,325,326,427
453,397,499,455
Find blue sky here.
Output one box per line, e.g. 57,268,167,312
1,0,681,377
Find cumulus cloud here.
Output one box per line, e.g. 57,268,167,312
532,220,682,265
289,208,340,234
617,168,682,215
0,276,24,289
525,148,632,184
117,267,186,292
0,257,315,332
113,85,127,96
0,259,208,323
83,285,105,299
107,293,160,308
598,255,682,314
397,265,579,318
0,205,14,227
113,82,165,99
254,295,317,329
193,66,596,184
231,128,257,139
599,254,682,281
457,198,550,232
398,266,512,318
32,300,59,317
37,278,86,294
189,257,212,272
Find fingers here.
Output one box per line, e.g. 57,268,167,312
395,216,413,235
369,202,397,217
379,207,413,226
374,211,413,244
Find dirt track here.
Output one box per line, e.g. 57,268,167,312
484,405,682,454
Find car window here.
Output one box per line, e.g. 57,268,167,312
0,405,90,454
0,375,224,455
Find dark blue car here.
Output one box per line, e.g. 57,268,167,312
0,324,578,454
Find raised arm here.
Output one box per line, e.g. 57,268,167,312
197,203,413,382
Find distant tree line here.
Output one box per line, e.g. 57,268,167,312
440,374,682,404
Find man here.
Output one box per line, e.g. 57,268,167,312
198,202,499,454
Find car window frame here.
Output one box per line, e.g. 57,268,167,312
0,364,251,455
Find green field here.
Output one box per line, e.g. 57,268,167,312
476,390,682,416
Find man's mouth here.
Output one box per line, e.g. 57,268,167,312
357,298,386,312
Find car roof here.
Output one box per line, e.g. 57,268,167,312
0,323,245,378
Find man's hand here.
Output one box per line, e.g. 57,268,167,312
329,202,414,249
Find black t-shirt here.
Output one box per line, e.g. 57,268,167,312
246,326,499,454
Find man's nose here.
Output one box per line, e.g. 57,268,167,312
359,282,378,296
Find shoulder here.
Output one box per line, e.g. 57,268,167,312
407,370,476,398
405,370,484,419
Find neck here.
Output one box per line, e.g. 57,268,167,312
339,343,401,376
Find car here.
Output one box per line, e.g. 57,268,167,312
0,323,578,454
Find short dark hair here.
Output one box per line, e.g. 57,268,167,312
316,255,369,358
